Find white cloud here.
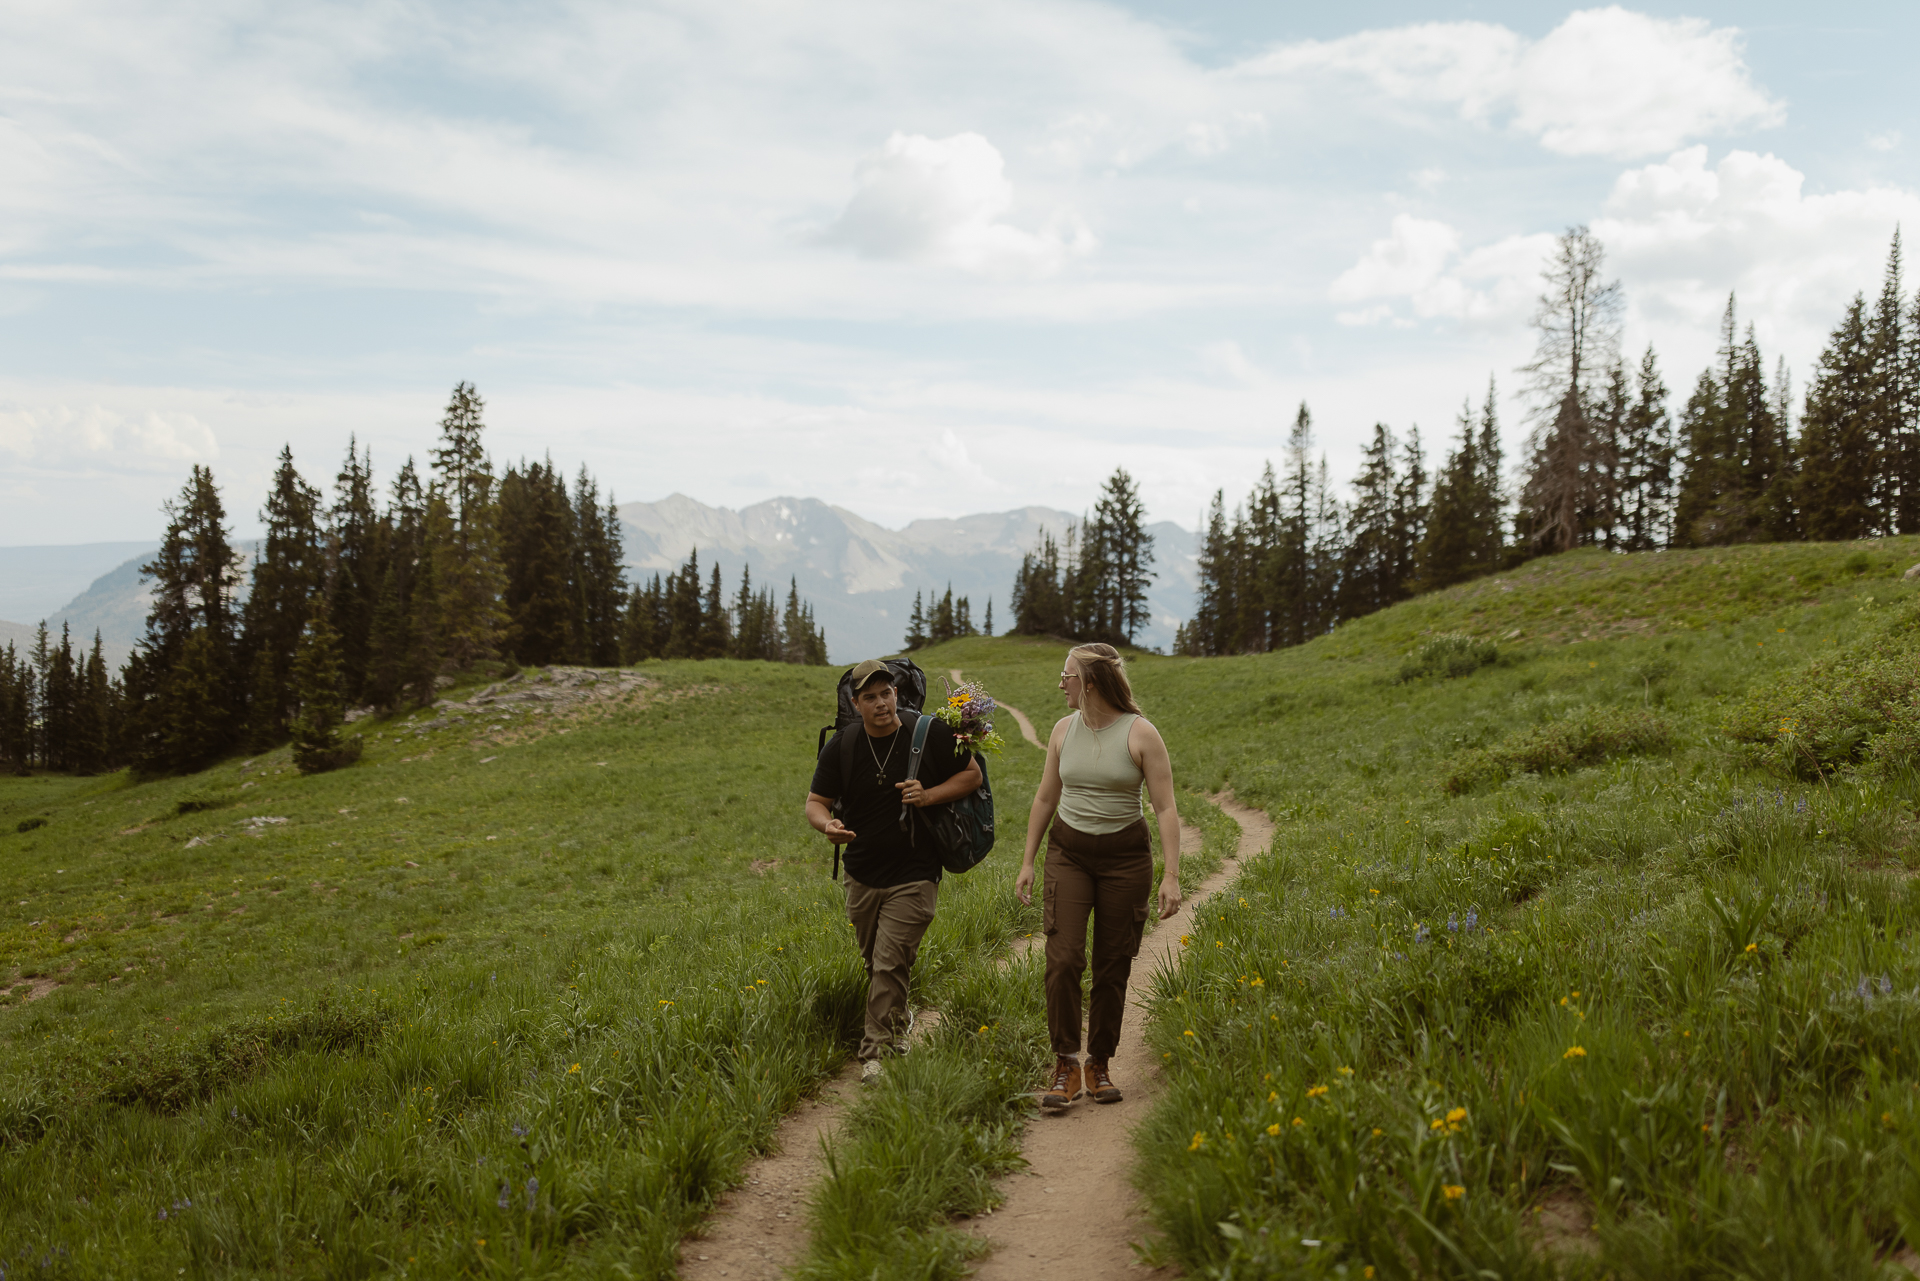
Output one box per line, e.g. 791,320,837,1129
1330,146,1920,403
1329,214,1552,326
1242,6,1781,159
0,402,218,471
1595,146,1920,354
821,131,1094,279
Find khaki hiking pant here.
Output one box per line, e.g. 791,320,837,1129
1043,816,1153,1061
843,874,938,1061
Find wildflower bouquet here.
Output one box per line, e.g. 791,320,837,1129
934,678,1006,756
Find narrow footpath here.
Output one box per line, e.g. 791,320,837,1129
964,790,1273,1278
674,680,1273,1279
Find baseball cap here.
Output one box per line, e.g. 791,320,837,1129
847,659,897,692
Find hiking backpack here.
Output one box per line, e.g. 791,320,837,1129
812,657,995,878
903,709,996,875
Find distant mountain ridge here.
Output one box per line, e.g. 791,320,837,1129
618,495,1197,660
0,498,1197,669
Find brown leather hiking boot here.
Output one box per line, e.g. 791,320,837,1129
1085,1059,1122,1104
1040,1058,1081,1110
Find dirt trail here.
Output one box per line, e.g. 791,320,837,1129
965,790,1274,1279
951,669,1045,750
676,1064,862,1280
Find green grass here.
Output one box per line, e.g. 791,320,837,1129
9,534,1920,1278
0,658,1058,1278
1111,538,1920,1279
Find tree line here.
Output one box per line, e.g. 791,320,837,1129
901,586,993,650
1174,225,1920,657
1006,469,1159,646
4,382,829,777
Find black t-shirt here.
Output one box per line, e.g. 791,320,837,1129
810,711,969,888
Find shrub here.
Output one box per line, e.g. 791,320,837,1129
1445,706,1673,793
1399,633,1498,682
1726,600,1920,778
15,816,46,833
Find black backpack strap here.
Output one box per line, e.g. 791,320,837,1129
901,711,933,840
905,711,933,782
816,725,860,882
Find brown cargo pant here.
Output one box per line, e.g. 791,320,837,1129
1043,816,1153,1060
843,873,939,1061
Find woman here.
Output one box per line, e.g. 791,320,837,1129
1015,643,1183,1110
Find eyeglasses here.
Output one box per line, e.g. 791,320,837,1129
1059,671,1081,682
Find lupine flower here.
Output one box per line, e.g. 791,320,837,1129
1447,913,1458,932
1881,975,1893,995
526,1177,539,1211
1463,910,1478,930
1414,924,1430,944
498,1185,510,1210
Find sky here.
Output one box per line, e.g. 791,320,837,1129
2,1,1917,544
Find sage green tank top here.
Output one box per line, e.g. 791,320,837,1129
1056,712,1144,835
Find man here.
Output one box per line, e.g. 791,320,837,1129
806,659,983,1081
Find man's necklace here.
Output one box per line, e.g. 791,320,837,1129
866,728,899,787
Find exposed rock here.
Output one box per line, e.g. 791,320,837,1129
1905,561,1920,581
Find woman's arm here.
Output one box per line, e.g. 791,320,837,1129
1015,718,1069,905
1134,719,1184,919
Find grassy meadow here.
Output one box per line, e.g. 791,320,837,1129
4,533,1919,1278
0,646,1231,1279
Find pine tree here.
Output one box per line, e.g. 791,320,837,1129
1518,227,1621,554
155,628,233,774
574,469,626,666
622,574,667,662
1618,348,1673,550
1387,427,1427,595
240,445,326,749
130,466,242,772
366,458,432,707
428,382,508,669
499,458,580,666
0,644,27,773
904,590,928,650
1089,467,1155,645
698,562,730,659
1798,294,1879,540
1416,403,1482,592
982,597,993,637
329,437,383,702
1869,231,1915,533
291,598,363,775
1343,424,1399,614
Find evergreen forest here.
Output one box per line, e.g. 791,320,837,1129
1003,228,1920,656
0,383,829,777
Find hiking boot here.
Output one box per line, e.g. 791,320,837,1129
861,1059,883,1084
894,1006,917,1054
1085,1060,1122,1104
1040,1058,1081,1110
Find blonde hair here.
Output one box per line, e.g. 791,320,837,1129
1069,643,1141,715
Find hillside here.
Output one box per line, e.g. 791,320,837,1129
4,535,1919,1278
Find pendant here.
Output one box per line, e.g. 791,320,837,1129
876,771,888,787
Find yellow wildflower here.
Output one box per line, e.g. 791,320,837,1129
1267,1123,1281,1136
1292,1117,1304,1127
1564,1046,1586,1059
1442,1185,1465,1201
1188,1131,1206,1151
1306,1085,1329,1098
567,1063,581,1074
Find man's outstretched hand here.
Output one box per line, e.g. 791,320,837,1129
821,818,857,845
